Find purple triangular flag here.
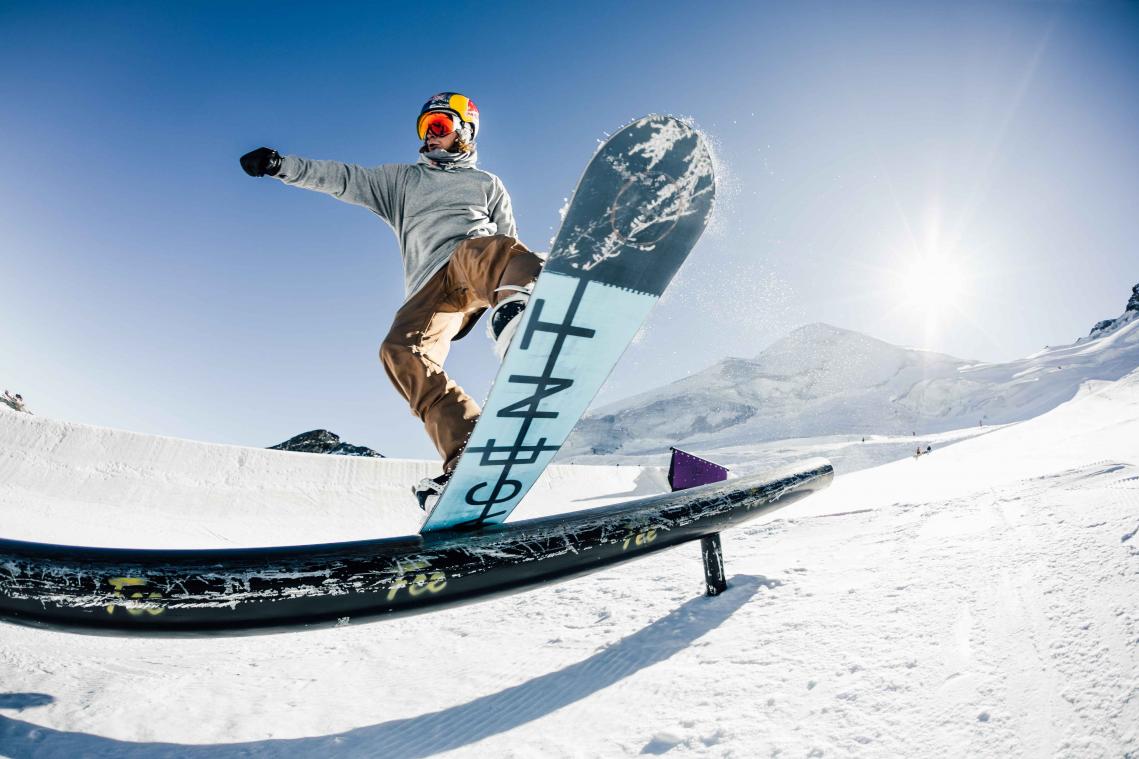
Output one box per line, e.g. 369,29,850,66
667,447,730,491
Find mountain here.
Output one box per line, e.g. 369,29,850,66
1087,282,1139,339
268,429,384,458
562,283,1139,458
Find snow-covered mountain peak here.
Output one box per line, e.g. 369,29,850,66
563,297,1139,459
751,322,965,382
758,322,885,360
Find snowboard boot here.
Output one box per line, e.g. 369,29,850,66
487,283,533,360
413,472,451,511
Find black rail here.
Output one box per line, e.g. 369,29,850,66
0,459,832,637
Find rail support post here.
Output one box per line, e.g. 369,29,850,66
701,532,727,596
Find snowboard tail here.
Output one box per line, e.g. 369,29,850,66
422,115,716,533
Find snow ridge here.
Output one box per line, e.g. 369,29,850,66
563,313,1139,459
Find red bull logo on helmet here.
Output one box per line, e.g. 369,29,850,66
461,98,479,121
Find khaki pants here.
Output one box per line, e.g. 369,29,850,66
380,235,543,473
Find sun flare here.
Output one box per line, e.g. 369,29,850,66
897,253,966,312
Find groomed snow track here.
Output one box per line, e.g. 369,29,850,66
0,459,832,637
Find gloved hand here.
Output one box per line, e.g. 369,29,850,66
240,147,282,177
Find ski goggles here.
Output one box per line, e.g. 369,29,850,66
418,110,461,140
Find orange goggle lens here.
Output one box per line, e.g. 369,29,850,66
418,111,458,140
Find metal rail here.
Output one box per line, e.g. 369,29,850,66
0,458,832,637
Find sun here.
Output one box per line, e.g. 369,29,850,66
897,252,966,312
882,242,978,347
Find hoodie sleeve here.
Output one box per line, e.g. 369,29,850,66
275,156,402,225
488,177,517,239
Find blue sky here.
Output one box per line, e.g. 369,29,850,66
2,0,1137,459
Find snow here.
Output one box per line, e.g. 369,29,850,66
799,366,1139,519
0,410,665,549
1,364,1138,755
563,311,1139,463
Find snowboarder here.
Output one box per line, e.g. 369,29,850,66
240,92,544,507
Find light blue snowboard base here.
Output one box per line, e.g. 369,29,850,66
421,115,715,532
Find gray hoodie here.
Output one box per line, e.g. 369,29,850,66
275,151,517,299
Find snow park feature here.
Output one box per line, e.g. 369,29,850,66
669,448,733,595
0,457,831,636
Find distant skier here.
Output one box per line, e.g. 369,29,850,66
240,93,543,507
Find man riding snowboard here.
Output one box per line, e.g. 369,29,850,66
240,92,543,509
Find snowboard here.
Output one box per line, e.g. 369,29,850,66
421,115,716,533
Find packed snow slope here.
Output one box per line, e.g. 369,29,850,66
1,374,1137,755
0,409,666,549
563,305,1139,459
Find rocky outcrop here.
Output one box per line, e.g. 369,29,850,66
1089,282,1139,338
268,429,384,458
1090,319,1116,336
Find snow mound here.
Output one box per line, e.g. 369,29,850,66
0,410,666,549
797,365,1139,518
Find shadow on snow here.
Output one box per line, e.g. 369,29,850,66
0,575,764,758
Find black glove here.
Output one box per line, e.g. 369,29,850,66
240,147,282,177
